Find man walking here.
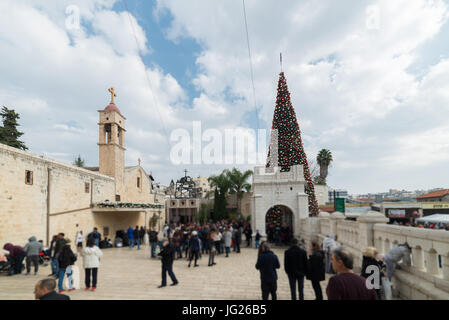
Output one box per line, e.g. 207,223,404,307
87,228,101,248
24,236,43,276
134,225,140,250
284,238,308,300
139,226,146,248
158,240,178,288
326,248,377,300
127,226,135,249
188,231,200,268
149,228,158,258
255,242,280,300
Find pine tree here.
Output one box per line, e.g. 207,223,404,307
266,72,319,216
73,155,85,167
0,106,28,150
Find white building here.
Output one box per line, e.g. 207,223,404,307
251,165,309,239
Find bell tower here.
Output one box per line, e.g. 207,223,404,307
98,88,126,200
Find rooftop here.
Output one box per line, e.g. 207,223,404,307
416,189,449,200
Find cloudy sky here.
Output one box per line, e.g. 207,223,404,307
1,0,449,195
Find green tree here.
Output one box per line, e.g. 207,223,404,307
195,202,212,225
316,149,333,185
208,172,231,221
73,154,85,167
225,167,253,219
0,106,27,150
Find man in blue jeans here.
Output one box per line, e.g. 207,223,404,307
149,229,158,258
127,226,135,249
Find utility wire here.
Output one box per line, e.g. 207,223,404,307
122,0,169,142
242,0,260,132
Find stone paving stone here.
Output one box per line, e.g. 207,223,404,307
0,246,329,300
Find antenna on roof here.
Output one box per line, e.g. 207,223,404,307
280,52,283,72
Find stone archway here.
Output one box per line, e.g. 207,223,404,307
265,205,294,245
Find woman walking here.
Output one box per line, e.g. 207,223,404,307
208,232,216,267
57,240,77,293
306,241,325,300
361,247,385,300
223,228,232,257
81,238,103,291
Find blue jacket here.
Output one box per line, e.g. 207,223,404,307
189,236,200,252
127,227,134,239
256,250,280,283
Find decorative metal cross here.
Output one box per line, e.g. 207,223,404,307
108,87,117,104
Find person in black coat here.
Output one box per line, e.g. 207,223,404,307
284,238,308,300
306,241,325,300
35,278,70,300
57,242,76,293
360,247,385,300
158,240,178,288
255,242,280,300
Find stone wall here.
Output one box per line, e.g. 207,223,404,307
297,211,449,300
0,143,114,247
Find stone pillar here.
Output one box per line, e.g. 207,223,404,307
442,255,449,281
412,247,425,270
318,211,330,235
375,238,384,255
425,250,440,276
99,124,105,144
111,124,118,143
296,192,309,220
329,211,344,236
252,194,265,238
357,211,389,250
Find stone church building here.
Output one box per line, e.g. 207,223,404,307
0,89,165,247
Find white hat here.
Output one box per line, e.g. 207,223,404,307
192,231,198,236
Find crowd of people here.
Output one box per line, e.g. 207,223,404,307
254,233,412,300
2,228,104,296
1,220,415,300
389,220,449,230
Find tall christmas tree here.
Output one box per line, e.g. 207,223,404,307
266,72,319,216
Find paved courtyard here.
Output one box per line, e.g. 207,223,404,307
0,246,329,300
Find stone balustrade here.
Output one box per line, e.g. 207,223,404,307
297,211,449,300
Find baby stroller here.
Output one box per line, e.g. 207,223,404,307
38,251,50,266
0,256,13,274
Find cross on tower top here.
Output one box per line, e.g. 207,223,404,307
108,87,117,104
138,158,141,166
184,169,188,177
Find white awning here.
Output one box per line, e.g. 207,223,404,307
416,214,449,224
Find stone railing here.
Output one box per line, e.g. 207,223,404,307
297,211,449,300
374,224,449,299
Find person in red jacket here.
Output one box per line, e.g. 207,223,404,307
3,243,26,275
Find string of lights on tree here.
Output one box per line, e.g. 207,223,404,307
266,206,283,226
266,72,319,216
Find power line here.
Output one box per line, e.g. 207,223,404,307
242,0,260,131
122,0,169,142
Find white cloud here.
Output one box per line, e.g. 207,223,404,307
2,0,449,193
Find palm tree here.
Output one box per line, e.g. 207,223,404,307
225,168,253,219
316,149,333,185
